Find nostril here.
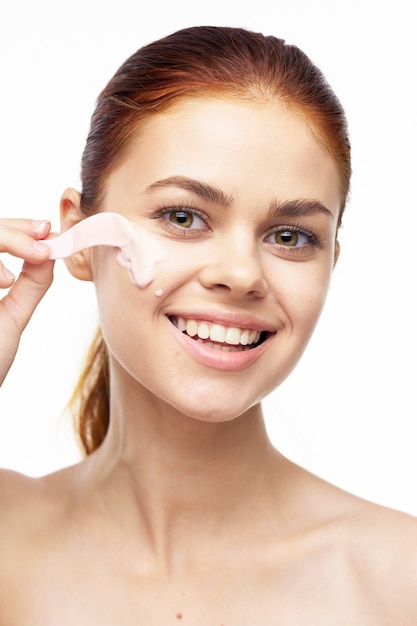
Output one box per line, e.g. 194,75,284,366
197,256,268,299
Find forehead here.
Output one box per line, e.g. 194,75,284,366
110,97,343,215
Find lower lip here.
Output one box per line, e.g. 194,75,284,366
170,322,270,371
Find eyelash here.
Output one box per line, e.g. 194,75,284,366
150,203,210,235
265,223,323,252
149,204,323,251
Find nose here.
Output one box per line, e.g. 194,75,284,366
198,231,268,299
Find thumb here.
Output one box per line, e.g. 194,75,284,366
0,260,54,386
1,259,55,332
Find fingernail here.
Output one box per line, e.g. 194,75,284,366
32,220,50,236
32,240,50,252
2,266,15,282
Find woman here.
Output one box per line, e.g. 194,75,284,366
0,26,416,624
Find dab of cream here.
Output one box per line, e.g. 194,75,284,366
116,223,166,288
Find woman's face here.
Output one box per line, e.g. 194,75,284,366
90,97,342,421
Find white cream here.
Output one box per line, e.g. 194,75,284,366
116,223,166,288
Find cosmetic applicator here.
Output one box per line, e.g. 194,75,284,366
42,212,166,289
44,213,133,259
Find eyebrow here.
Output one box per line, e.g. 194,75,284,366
267,198,334,220
146,175,333,219
146,176,233,208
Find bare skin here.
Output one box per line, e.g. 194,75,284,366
1,440,417,625
0,99,416,624
0,219,53,386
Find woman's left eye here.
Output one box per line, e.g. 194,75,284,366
266,228,311,248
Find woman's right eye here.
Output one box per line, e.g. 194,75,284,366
168,210,196,228
156,207,209,233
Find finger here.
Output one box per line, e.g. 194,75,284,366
0,218,51,238
0,259,55,333
0,222,52,264
0,260,16,289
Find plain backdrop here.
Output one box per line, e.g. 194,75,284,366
0,0,416,515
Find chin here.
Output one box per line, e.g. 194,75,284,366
168,390,263,424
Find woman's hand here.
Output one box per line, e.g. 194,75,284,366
0,219,54,386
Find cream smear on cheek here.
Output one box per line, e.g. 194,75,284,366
116,222,167,293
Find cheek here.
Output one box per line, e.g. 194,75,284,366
92,249,124,310
270,261,332,330
144,240,211,297
93,274,158,386
92,248,153,339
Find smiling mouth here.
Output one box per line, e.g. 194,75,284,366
170,316,270,352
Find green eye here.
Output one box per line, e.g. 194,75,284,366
169,211,194,228
274,230,299,247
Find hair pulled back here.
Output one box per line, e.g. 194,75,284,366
71,25,351,455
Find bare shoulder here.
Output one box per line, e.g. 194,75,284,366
0,467,43,521
287,462,417,622
319,475,417,622
0,465,83,619
0,469,47,580
0,463,78,518
0,465,77,558
0,465,60,507
349,497,417,611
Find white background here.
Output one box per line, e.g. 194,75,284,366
0,0,416,515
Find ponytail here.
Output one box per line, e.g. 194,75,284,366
69,328,110,455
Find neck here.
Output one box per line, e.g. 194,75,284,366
79,367,286,570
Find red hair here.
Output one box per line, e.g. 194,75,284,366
71,25,351,455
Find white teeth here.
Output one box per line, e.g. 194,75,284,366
240,329,250,345
197,321,210,340
177,317,187,332
225,327,241,345
175,317,262,347
210,324,226,343
185,319,198,337
196,339,242,352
